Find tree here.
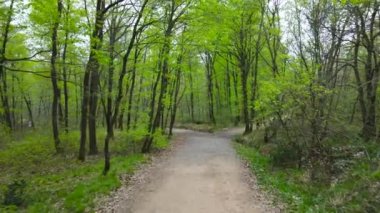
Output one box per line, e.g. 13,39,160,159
103,0,150,174
79,0,124,160
50,0,64,152
229,0,263,134
0,0,15,131
351,2,380,141
142,0,191,153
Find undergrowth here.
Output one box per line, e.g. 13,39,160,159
235,132,380,212
0,128,168,212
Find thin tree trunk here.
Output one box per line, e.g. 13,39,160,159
188,64,195,122
23,95,35,128
204,52,216,125
105,33,116,140
133,74,144,127
62,9,70,133
126,47,141,130
104,0,149,174
169,62,182,136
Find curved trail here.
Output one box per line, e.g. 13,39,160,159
100,129,278,213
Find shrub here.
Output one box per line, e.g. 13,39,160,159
3,180,26,206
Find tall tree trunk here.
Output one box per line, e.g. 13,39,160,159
133,74,145,127
105,32,116,140
206,64,215,125
79,0,106,161
51,0,63,153
88,68,99,155
188,64,195,122
241,71,251,134
0,0,15,131
231,64,240,126
62,9,70,133
353,5,380,141
225,57,232,115
126,47,141,130
0,72,12,130
169,60,182,136
204,52,216,125
74,74,79,124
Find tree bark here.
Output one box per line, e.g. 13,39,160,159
50,0,63,153
23,95,35,129
62,3,71,133
204,52,216,125
188,62,195,122
79,0,106,161
126,46,141,130
169,56,183,136
0,0,15,131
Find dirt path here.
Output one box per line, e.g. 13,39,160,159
98,129,279,213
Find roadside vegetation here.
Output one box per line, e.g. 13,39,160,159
235,128,380,212
0,129,168,212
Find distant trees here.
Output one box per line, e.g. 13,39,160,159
230,1,262,134
103,0,149,174
142,0,191,153
254,0,380,181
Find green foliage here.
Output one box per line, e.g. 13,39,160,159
63,156,145,212
116,126,148,153
0,130,149,212
236,143,329,211
235,133,380,212
152,130,169,150
0,124,11,148
2,180,26,207
0,154,147,212
29,0,59,36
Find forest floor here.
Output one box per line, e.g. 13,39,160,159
97,128,280,213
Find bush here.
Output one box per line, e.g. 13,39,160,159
271,142,302,168
153,130,169,150
235,129,380,212
0,124,11,149
3,180,26,206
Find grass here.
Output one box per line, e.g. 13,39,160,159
0,128,168,212
25,155,146,213
235,143,318,211
235,142,380,212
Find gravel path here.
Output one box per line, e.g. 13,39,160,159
97,129,279,213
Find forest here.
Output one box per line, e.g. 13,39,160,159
0,0,379,212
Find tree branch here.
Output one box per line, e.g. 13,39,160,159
4,50,50,62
